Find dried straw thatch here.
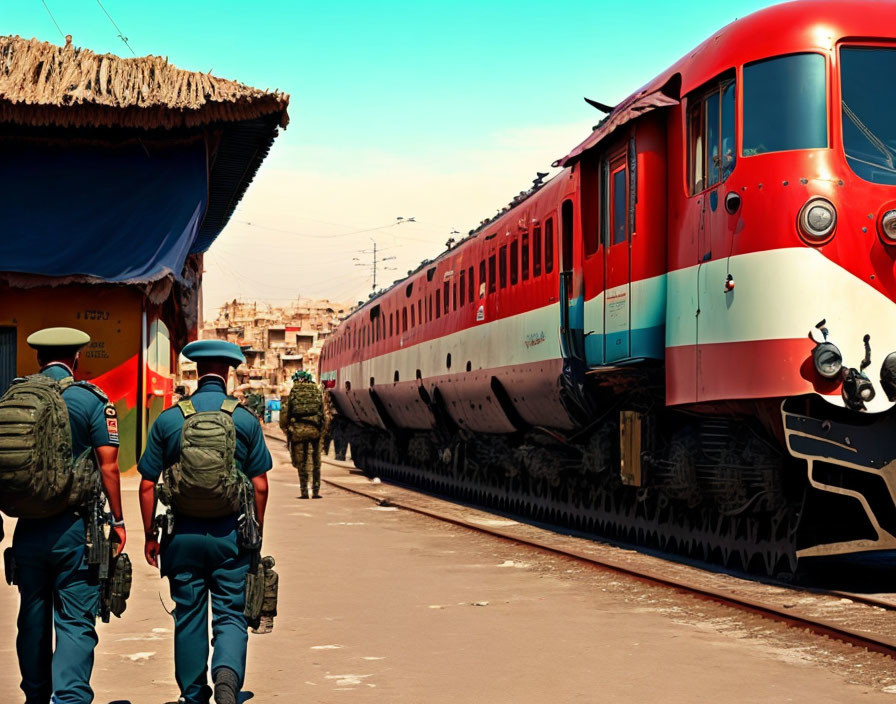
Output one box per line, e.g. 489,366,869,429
0,35,289,130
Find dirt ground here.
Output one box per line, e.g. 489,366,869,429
0,438,894,703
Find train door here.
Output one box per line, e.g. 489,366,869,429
559,198,584,361
691,76,737,399
604,148,631,362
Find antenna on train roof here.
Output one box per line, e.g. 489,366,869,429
584,97,615,113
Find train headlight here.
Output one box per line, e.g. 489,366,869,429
880,210,896,243
813,341,842,379
798,197,837,244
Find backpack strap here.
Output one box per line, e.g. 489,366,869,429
177,400,197,418
71,379,106,400
56,376,75,391
220,398,239,415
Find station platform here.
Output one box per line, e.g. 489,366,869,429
0,436,893,702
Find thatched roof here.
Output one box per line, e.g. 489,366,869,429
0,35,289,130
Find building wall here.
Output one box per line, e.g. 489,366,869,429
0,284,144,468
198,298,348,397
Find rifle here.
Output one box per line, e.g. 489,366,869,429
85,477,131,622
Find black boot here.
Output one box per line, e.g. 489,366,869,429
213,666,239,704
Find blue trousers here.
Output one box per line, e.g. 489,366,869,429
162,517,250,704
13,511,99,704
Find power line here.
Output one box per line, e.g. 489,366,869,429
95,0,136,56
233,216,417,240
40,0,65,40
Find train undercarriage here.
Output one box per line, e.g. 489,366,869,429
329,366,896,579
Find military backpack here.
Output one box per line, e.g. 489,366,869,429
0,374,98,518
158,397,245,518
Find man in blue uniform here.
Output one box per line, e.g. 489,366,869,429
138,340,271,704
14,327,126,704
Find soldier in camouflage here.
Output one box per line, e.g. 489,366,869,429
246,391,266,423
280,371,323,498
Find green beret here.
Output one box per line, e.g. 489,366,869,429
182,340,245,367
26,327,90,350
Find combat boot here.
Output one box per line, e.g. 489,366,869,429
213,666,239,704
300,488,310,499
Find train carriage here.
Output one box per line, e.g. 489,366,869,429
321,0,896,575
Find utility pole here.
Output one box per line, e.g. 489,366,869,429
354,238,397,293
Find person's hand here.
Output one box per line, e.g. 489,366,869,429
111,524,126,556
145,535,161,568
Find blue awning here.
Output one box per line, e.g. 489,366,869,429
0,138,208,282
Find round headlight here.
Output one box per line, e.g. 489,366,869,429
880,210,896,242
798,197,837,243
813,341,842,379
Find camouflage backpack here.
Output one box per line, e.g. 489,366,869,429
0,374,98,518
158,397,245,518
284,383,322,440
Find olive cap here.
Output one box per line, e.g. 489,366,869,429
181,339,245,367
26,327,90,350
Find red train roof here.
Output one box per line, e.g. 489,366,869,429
557,0,896,166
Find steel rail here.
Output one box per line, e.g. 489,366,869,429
265,434,896,658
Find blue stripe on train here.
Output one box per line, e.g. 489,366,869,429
584,324,665,365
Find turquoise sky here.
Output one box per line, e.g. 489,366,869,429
3,0,781,309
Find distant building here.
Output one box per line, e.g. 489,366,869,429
195,299,347,397
0,36,288,468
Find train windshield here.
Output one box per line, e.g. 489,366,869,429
742,53,827,156
841,47,896,185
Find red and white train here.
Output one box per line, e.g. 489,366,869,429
320,0,896,575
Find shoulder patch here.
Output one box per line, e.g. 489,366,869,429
104,403,119,443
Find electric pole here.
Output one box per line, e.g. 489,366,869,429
354,238,397,293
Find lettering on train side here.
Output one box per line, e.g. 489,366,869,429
524,331,546,349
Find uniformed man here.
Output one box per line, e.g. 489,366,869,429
246,391,266,423
13,327,125,703
279,370,323,499
137,340,272,704
320,384,333,456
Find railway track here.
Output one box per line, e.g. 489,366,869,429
265,432,896,659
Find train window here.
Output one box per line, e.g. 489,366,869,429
561,200,574,270
612,167,627,244
544,218,554,274
411,305,416,327
521,233,530,281
743,53,827,155
840,47,896,185
459,270,466,306
443,282,449,314
720,81,736,181
467,266,474,301
510,240,519,285
488,254,496,294
688,75,736,193
452,282,457,310
533,225,542,276
418,299,422,325
428,294,433,321
435,290,441,318
499,246,507,289
402,308,408,332
389,313,393,337
705,91,720,186
479,260,486,298
689,102,704,192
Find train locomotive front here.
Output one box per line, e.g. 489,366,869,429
320,1,896,576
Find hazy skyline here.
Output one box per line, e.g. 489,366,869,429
3,0,779,316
